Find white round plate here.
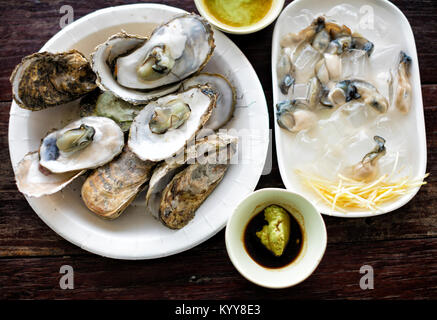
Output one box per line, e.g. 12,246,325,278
9,4,269,259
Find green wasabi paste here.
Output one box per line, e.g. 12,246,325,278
256,205,291,257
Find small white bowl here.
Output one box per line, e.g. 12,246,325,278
194,0,285,35
225,188,327,289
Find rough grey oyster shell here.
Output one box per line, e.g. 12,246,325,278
145,133,238,229
81,148,155,219
10,50,96,111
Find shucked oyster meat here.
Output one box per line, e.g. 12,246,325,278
327,80,388,113
10,50,96,111
81,148,155,219
145,133,238,229
128,85,217,162
276,99,317,133
393,51,413,114
277,16,374,96
348,136,387,182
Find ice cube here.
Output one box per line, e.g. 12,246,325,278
289,83,308,100
370,44,400,76
326,4,359,29
342,49,369,80
341,102,378,128
294,44,321,83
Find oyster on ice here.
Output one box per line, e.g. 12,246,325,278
39,116,124,173
181,73,236,132
81,148,155,219
15,152,85,198
328,80,388,113
128,85,217,162
276,100,317,133
393,51,413,114
145,133,238,229
91,32,182,105
277,48,295,95
10,50,96,111
278,16,374,95
348,136,386,182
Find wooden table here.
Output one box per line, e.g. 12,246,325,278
0,0,436,300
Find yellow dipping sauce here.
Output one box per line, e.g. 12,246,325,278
203,0,273,28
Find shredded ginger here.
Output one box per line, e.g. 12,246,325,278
296,170,428,213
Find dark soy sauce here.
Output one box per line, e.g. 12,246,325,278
244,206,303,269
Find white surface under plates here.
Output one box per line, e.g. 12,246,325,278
271,0,427,217
8,4,269,259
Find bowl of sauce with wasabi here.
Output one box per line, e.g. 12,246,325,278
225,188,327,289
244,204,303,269
194,0,285,34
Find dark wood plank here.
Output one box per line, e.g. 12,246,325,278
1,0,437,102
1,237,436,299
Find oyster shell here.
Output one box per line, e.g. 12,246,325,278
81,148,155,219
115,14,215,90
128,85,217,162
10,50,96,111
91,32,181,105
39,116,124,173
181,73,236,132
160,158,229,229
15,152,85,197
145,133,238,229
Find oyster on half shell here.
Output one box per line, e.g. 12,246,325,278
39,116,124,173
91,13,215,105
181,73,236,132
10,50,96,111
91,32,182,105
128,85,217,162
145,133,238,229
81,148,155,219
115,14,215,90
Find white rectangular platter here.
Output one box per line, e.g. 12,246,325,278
271,0,427,218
